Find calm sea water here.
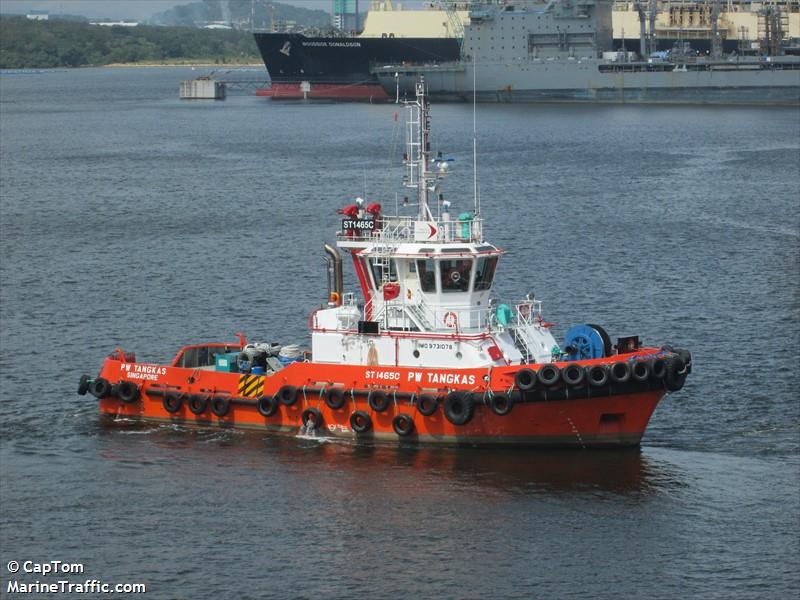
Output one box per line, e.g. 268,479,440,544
1,67,798,599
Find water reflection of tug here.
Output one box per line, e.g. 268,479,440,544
79,80,691,447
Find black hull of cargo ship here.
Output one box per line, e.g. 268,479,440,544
253,32,460,100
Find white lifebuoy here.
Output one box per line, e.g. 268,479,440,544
443,311,458,328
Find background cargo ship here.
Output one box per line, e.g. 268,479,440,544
254,0,800,100
372,0,800,104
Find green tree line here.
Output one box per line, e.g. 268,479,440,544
0,17,262,68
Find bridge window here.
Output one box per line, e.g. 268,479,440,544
440,258,472,293
474,256,498,291
370,257,397,288
416,258,436,293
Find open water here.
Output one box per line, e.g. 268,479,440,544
1,67,799,599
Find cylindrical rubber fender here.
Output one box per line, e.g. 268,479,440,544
277,385,297,406
444,392,475,426
163,392,183,414
676,348,693,374
78,374,91,396
256,394,278,417
392,413,415,437
302,407,323,429
117,380,140,404
350,410,372,434
561,364,585,387
587,365,608,388
609,361,631,384
650,358,667,380
537,364,560,387
416,395,438,417
188,394,209,415
210,396,231,417
89,377,112,399
367,390,391,412
489,393,513,416
324,388,346,410
665,357,688,392
631,360,650,382
515,368,537,391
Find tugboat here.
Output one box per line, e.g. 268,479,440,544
78,80,691,447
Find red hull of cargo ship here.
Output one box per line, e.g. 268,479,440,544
257,82,391,102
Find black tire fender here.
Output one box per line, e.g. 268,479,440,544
537,364,561,387
256,395,278,417
609,361,631,384
665,357,688,392
444,392,475,426
210,396,231,417
650,358,667,380
561,364,585,387
416,395,438,416
489,393,513,416
350,410,372,433
302,407,323,429
89,377,112,399
117,380,140,404
324,388,346,410
515,368,537,391
277,385,297,406
631,360,650,382
392,413,415,436
587,365,609,388
163,392,183,414
78,374,91,396
368,390,390,412
188,394,209,415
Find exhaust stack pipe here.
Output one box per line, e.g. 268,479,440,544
324,243,343,306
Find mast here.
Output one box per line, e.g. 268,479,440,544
403,78,434,221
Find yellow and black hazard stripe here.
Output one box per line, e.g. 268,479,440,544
238,374,265,398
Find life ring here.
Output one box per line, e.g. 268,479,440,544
211,396,231,417
324,388,346,410
392,413,415,437
489,393,513,416
443,311,458,328
350,411,372,434
515,368,537,391
587,365,609,388
78,374,91,396
561,364,585,387
301,407,323,429
89,377,112,399
665,357,687,392
188,394,209,415
609,361,631,384
163,392,183,414
537,364,560,387
277,385,298,406
444,391,475,426
368,390,390,412
117,380,140,404
256,395,278,417
650,358,667,380
416,395,438,416
631,361,650,382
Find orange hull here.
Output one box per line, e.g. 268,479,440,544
94,355,668,447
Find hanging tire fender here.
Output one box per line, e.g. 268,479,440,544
277,385,298,406
302,407,323,429
324,387,346,410
163,392,183,414
368,390,390,412
188,394,209,415
211,396,231,417
416,395,438,416
444,391,475,426
350,410,372,433
489,393,513,416
650,358,667,380
117,380,140,404
665,357,688,392
89,377,112,399
256,395,278,417
392,413,415,437
537,364,561,387
78,374,91,396
631,360,650,382
515,368,537,391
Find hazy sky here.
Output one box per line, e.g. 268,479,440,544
0,0,339,20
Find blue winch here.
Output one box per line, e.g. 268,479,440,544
563,324,607,360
